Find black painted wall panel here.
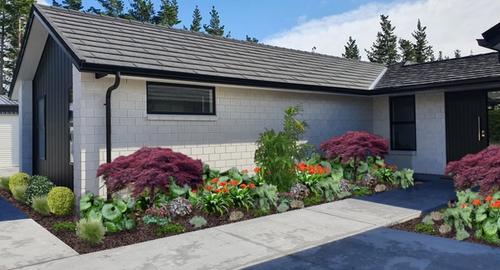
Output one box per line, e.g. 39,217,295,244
33,36,73,188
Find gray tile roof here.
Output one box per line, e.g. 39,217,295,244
0,95,17,106
375,53,500,90
35,4,386,91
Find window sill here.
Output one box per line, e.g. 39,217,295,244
146,114,218,121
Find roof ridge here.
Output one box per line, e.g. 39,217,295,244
391,52,499,68
34,4,384,68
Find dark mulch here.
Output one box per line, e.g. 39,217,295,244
0,182,390,254
391,214,500,248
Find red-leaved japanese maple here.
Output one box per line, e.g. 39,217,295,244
320,131,388,180
445,146,500,194
97,147,203,201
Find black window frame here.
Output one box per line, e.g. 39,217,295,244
389,95,417,151
146,82,216,116
38,95,47,160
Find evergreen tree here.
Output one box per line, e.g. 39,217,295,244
454,49,461,58
52,0,62,7
155,0,181,27
86,7,102,14
398,38,415,63
342,36,360,60
245,35,258,43
98,0,124,17
412,19,433,63
62,0,82,10
437,51,443,61
189,5,202,32
129,0,154,23
366,15,399,65
203,6,224,36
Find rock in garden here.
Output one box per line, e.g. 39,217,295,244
438,224,452,235
374,184,387,193
430,211,444,221
229,211,245,222
290,200,304,209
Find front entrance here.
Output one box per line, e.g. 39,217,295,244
445,90,488,162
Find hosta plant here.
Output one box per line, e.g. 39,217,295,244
253,183,279,211
394,169,415,189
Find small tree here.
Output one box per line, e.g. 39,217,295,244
246,35,258,43
97,147,203,203
342,36,361,60
98,0,124,17
454,49,461,58
128,0,154,23
155,0,181,27
399,38,415,63
445,146,500,194
189,5,202,32
366,15,400,65
320,131,388,181
412,19,434,63
203,6,225,36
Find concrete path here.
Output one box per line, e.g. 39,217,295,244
0,219,78,270
245,227,500,270
17,200,421,270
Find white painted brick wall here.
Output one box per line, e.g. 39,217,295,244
73,70,373,196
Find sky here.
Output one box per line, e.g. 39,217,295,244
38,0,499,59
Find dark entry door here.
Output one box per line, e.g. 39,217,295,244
445,90,488,162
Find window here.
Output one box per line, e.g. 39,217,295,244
390,95,416,150
38,96,46,160
147,82,215,115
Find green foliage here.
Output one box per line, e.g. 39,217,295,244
252,208,270,218
128,0,154,22
8,172,30,194
351,186,373,197
155,0,180,27
276,201,290,213
422,215,434,225
0,176,9,190
189,216,207,229
203,6,225,36
415,223,435,234
228,185,254,210
366,15,400,64
143,214,170,226
252,184,278,211
255,106,308,192
32,195,50,216
190,191,230,215
342,36,361,60
394,169,415,189
11,185,27,202
62,0,83,10
76,218,105,246
303,193,324,207
25,175,54,204
47,187,74,216
80,192,136,233
155,223,185,236
489,108,500,144
374,167,395,185
189,5,202,32
97,0,124,17
399,38,415,63
412,19,434,63
53,221,76,233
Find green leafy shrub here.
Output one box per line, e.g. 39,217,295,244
8,172,30,194
25,175,54,204
252,208,270,217
143,205,170,226
47,187,74,216
11,185,27,202
303,193,324,206
191,191,230,215
254,106,308,192
189,216,207,229
373,167,395,185
351,186,372,197
32,195,50,216
415,223,435,234
53,221,76,232
394,169,415,189
76,218,105,245
0,176,9,190
155,223,185,236
252,184,278,211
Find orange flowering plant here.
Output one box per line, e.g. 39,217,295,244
296,162,330,194
443,189,500,242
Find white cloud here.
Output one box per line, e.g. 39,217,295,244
263,0,500,59
36,0,49,5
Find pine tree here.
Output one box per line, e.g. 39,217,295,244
129,0,154,23
366,15,399,65
155,0,181,27
454,49,461,58
245,35,258,43
189,5,202,32
412,19,433,63
437,51,443,61
342,36,360,60
62,0,82,11
399,38,415,63
52,0,62,7
98,0,124,17
203,6,224,36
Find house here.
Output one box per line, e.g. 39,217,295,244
8,4,500,197
0,95,19,175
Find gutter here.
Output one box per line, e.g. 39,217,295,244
100,72,121,163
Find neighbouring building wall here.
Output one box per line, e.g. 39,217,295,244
372,92,447,175
18,80,33,174
73,70,373,196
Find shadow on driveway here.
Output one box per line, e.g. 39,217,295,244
245,227,500,270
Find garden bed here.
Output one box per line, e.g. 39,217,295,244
391,213,500,248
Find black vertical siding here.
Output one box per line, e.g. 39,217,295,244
33,36,73,188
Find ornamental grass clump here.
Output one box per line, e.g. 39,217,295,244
32,195,50,216
76,218,105,246
97,147,203,202
445,146,500,194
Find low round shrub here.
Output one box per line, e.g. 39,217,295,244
47,187,75,216
8,172,30,194
32,195,50,216
25,175,54,205
76,218,105,245
11,185,27,202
